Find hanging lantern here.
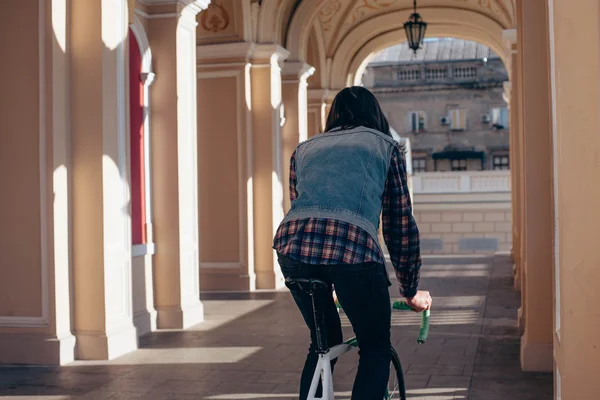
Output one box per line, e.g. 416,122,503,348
404,0,428,54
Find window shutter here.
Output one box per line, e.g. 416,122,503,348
501,108,509,129
411,112,418,132
450,109,466,130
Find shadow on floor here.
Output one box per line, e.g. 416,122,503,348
0,257,552,400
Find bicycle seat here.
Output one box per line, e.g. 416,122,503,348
285,278,329,296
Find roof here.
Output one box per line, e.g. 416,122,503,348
368,38,500,65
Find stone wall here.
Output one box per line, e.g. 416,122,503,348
404,171,512,255
415,207,512,254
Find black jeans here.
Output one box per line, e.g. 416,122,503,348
278,253,392,400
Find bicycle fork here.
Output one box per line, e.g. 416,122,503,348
307,288,335,400
307,352,335,400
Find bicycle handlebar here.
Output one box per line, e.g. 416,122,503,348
334,299,430,344
393,301,430,344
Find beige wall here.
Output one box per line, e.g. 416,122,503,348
198,76,242,264
0,1,43,319
196,43,255,292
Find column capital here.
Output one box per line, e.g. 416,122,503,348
308,88,337,103
503,28,518,55
139,0,210,19
503,81,512,105
197,41,255,64
282,61,315,82
196,42,290,66
251,44,290,66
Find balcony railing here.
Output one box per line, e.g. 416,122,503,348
412,170,511,194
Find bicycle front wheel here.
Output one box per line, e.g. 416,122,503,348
386,346,407,400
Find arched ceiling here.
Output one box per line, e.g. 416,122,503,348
311,0,514,58
259,0,516,88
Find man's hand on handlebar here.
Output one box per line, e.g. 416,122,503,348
405,290,432,313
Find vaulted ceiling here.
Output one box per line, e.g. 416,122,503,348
300,0,514,58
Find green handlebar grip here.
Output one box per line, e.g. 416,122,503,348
393,301,431,344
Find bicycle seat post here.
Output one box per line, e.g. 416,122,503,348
285,278,331,354
311,289,329,354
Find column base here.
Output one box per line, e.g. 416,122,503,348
256,270,285,290
517,306,525,335
76,324,138,360
156,300,204,330
493,250,513,264
0,332,75,365
514,263,522,291
521,339,553,372
133,309,157,337
200,269,256,291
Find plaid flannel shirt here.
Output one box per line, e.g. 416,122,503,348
273,142,421,297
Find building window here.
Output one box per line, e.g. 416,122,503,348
492,107,509,130
413,158,427,173
450,109,467,131
451,159,467,171
409,111,426,132
493,155,510,170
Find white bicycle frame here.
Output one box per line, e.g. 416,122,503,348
307,342,355,400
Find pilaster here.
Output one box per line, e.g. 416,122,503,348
145,0,209,329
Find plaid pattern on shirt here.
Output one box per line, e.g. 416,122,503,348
273,142,421,298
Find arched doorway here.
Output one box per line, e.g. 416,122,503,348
128,19,156,337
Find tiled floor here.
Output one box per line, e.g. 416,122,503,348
0,256,552,399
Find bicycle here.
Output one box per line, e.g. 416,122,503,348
285,277,431,400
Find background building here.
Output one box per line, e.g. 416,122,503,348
363,38,510,173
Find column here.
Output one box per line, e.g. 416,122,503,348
70,0,137,359
503,29,522,291
323,89,337,128
196,42,256,291
307,89,325,137
146,0,208,329
251,44,289,289
307,88,336,138
516,2,527,332
0,0,75,365
518,0,553,372
281,62,314,211
549,0,600,397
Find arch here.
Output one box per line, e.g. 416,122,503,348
310,21,327,88
285,0,323,60
128,16,155,249
257,0,278,43
258,0,298,45
285,1,513,63
347,26,508,88
328,8,508,89
129,15,152,73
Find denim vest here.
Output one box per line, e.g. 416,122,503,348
281,126,396,249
